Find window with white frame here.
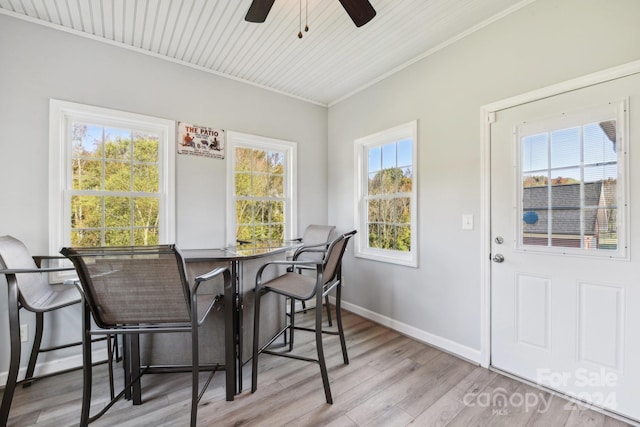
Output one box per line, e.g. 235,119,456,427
226,131,296,245
49,100,175,255
354,121,418,266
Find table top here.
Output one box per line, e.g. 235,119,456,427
181,241,300,262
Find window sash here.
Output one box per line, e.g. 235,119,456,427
354,121,418,267
226,131,297,246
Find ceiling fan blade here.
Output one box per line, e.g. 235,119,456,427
338,0,376,27
245,0,276,23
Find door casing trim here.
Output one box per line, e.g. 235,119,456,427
479,59,640,368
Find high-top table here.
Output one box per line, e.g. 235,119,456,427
153,242,299,401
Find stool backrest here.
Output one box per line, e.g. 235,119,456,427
322,230,357,285
301,225,335,246
296,225,335,262
61,245,191,328
0,235,52,311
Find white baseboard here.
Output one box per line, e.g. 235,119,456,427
0,347,109,387
335,297,482,365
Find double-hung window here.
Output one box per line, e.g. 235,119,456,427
226,131,296,245
49,100,175,255
354,121,418,266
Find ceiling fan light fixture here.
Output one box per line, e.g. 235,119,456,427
245,0,376,31
244,0,275,23
297,0,309,39
338,0,377,27
304,0,309,33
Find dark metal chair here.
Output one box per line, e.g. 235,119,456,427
292,224,336,250
252,230,356,404
0,235,115,427
290,225,336,324
61,244,231,427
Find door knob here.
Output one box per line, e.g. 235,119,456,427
492,254,505,263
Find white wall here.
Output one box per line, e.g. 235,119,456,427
0,13,328,380
328,0,640,360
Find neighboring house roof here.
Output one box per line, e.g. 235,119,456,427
523,182,603,236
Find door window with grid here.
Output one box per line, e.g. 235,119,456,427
518,103,626,257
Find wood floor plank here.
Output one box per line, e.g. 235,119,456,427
322,415,359,427
564,401,606,427
346,351,470,422
405,341,443,366
483,382,539,427
396,352,477,417
274,358,420,427
1,308,632,427
445,369,535,427
349,405,414,427
408,366,497,426
524,393,573,427
605,416,636,427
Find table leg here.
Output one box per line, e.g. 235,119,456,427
225,266,236,401
123,335,131,401
130,334,142,405
234,260,244,394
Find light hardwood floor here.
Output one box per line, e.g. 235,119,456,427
1,310,632,426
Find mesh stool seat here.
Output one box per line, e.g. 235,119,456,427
252,230,356,403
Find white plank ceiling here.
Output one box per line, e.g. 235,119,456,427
0,0,529,106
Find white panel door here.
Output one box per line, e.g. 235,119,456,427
490,72,640,422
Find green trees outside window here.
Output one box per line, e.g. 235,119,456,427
70,123,160,247
366,139,413,252
234,147,285,243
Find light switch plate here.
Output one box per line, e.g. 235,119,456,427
462,214,473,230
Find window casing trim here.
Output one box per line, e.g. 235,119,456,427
354,120,418,267
49,99,176,260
